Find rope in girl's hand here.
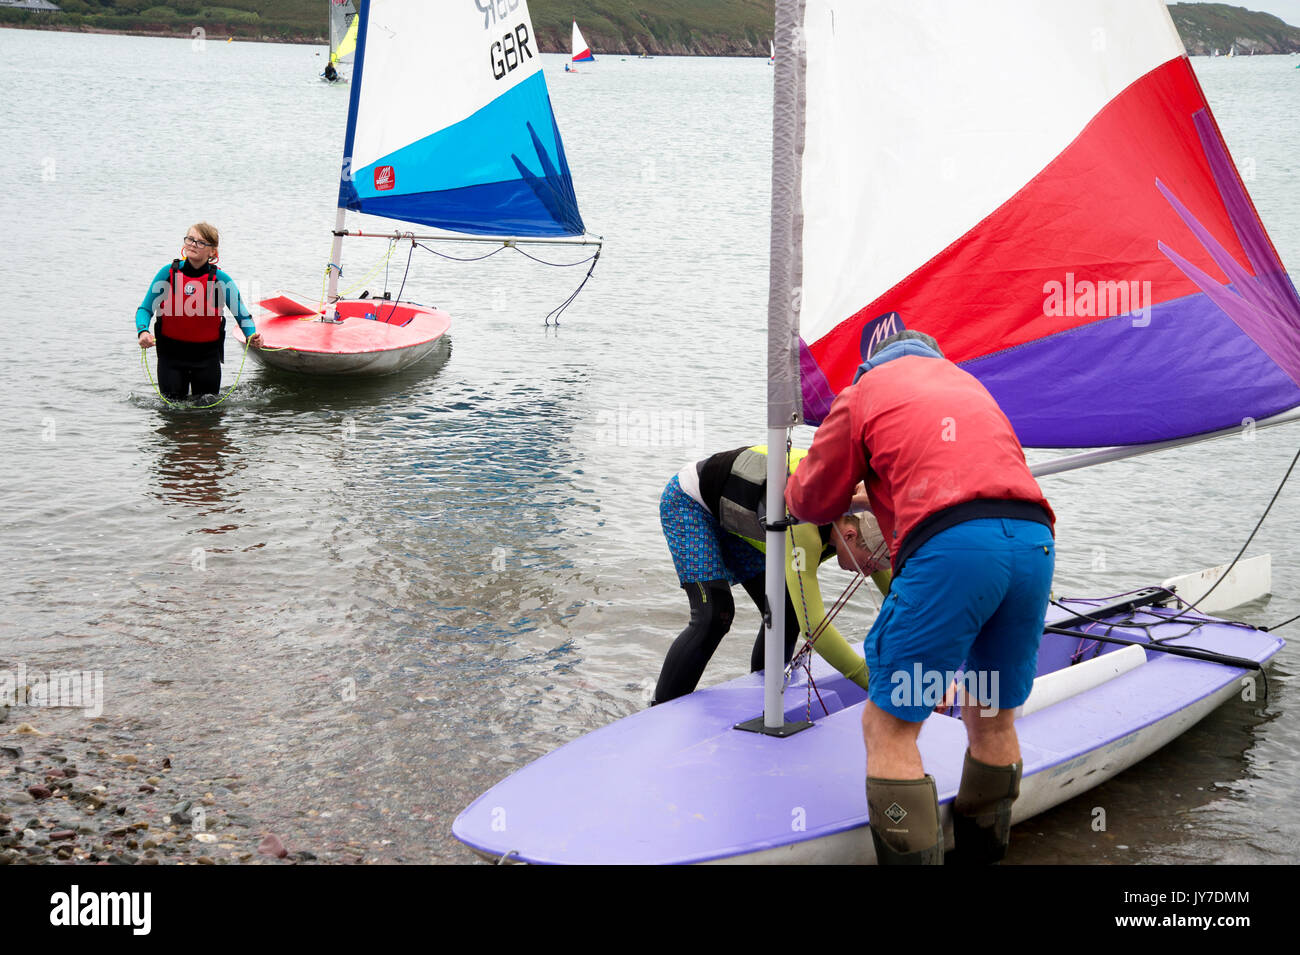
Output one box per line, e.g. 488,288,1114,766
140,334,252,409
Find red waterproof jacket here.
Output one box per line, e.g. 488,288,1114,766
786,345,1054,570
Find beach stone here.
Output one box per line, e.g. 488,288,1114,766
108,852,138,865
166,801,192,825
197,856,215,865
45,768,66,780
258,834,288,859
141,857,158,865
137,785,156,794
0,814,9,826
0,849,16,865
14,724,46,736
49,830,76,841
25,786,51,800
0,746,23,760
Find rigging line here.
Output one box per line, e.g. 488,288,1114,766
1042,623,1271,701
545,248,601,326
413,241,508,263
1262,611,1300,632
380,239,416,325
1048,597,1239,643
511,246,601,268
141,335,251,410
338,238,398,298
1142,442,1300,629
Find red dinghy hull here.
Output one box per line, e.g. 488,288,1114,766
241,295,451,377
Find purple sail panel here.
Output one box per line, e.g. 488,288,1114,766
963,290,1300,447
799,337,837,426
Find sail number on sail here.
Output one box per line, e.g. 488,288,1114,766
476,1,534,80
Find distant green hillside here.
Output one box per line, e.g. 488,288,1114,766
2,2,1298,56
1168,3,1300,53
0,0,774,50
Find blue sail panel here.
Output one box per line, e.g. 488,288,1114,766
340,72,584,237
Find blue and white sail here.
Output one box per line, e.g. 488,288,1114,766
337,0,586,237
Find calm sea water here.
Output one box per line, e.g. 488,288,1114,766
1,28,1298,863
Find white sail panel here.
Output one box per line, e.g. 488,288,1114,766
572,21,594,62
348,0,545,173
799,0,1185,345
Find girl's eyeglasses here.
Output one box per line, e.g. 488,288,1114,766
183,236,214,249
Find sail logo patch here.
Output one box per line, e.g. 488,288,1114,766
859,311,905,361
374,166,396,191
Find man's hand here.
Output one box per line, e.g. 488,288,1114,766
248,332,264,348
850,481,870,513
138,331,155,349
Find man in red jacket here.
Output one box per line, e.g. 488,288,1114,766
786,330,1055,865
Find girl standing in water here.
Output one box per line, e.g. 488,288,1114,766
136,222,261,401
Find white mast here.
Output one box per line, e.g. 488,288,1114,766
754,0,805,733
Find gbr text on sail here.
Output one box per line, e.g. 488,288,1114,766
477,1,535,80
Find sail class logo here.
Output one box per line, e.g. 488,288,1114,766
858,311,905,362
374,166,396,191
1043,272,1153,327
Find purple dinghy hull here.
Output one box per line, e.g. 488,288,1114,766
452,597,1283,864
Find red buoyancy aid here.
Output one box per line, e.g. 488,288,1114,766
156,260,224,343
787,355,1054,563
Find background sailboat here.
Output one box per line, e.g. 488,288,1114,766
325,0,358,82
451,0,1296,864
250,0,600,376
571,19,594,63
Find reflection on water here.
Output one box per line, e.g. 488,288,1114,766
149,414,243,523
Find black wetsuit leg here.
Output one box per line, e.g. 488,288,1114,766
740,574,800,673
156,355,221,401
155,355,188,401
652,580,735,704
189,360,221,398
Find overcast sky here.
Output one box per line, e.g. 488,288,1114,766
1171,1,1300,28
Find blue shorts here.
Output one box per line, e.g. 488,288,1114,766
864,518,1054,722
660,476,766,585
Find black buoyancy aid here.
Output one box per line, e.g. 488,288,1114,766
156,260,224,344
697,447,770,541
